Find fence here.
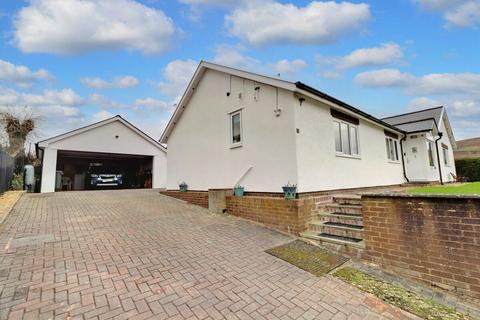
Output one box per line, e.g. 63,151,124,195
0,150,14,192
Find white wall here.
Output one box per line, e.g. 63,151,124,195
293,97,405,192
437,118,457,182
40,148,57,193
166,69,298,192
47,121,163,156
40,120,167,192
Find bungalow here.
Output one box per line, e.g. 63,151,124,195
160,61,456,194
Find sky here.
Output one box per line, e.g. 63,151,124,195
0,0,479,148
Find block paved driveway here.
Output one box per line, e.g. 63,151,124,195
0,190,419,320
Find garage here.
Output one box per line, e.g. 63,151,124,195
37,115,167,193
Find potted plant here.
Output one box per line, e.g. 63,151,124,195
282,182,297,200
179,181,188,192
233,184,245,197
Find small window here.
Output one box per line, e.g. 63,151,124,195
333,120,359,156
443,146,450,166
427,141,435,167
385,137,399,162
230,111,242,147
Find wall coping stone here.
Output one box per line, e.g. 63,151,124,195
362,192,480,200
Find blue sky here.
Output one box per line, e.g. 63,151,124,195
1,0,479,146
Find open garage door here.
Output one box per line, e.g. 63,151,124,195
56,150,153,191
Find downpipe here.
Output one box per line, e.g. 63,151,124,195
435,132,444,185
400,135,409,183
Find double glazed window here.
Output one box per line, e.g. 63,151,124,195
230,110,242,147
427,141,435,167
385,137,399,162
442,145,450,166
333,120,359,156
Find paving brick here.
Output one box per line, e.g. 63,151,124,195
0,190,420,320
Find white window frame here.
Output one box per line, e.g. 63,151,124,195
230,110,243,148
442,146,450,166
385,137,399,162
333,120,360,158
427,141,435,167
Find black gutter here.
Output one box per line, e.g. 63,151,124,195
295,82,406,135
435,133,444,185
400,136,409,183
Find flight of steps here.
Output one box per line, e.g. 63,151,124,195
300,194,364,258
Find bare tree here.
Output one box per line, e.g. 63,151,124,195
0,109,38,158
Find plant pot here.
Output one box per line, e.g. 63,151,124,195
233,186,244,197
282,186,297,200
179,184,188,192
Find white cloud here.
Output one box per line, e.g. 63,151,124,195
413,0,480,28
0,87,84,107
0,59,54,88
354,69,415,88
134,97,171,110
81,76,139,89
92,110,114,122
319,43,403,70
271,59,307,75
355,69,480,96
407,97,440,111
213,45,260,70
226,1,371,46
157,59,198,97
89,93,127,109
13,0,176,55
179,0,238,6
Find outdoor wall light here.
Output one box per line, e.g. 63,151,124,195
299,97,305,106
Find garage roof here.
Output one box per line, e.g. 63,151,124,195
37,115,166,152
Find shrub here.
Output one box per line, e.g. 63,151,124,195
10,172,23,190
455,158,480,182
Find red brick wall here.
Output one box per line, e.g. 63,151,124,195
225,195,331,234
362,194,480,300
160,191,209,208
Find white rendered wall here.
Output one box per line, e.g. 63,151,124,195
40,148,57,193
293,97,405,192
152,155,167,189
166,69,298,192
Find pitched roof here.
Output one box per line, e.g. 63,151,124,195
160,61,404,143
381,106,444,133
37,115,166,152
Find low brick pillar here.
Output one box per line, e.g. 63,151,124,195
208,189,233,214
160,190,209,208
362,193,480,300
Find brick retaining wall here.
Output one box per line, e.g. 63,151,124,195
225,195,331,234
160,191,209,208
362,193,480,300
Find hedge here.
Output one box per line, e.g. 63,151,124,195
455,158,480,182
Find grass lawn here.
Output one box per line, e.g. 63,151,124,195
408,182,480,195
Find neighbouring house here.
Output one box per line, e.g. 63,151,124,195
160,61,457,193
454,137,480,160
37,115,167,193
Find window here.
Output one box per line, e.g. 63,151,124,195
427,141,435,167
333,120,359,156
385,137,399,162
443,146,450,166
230,111,242,147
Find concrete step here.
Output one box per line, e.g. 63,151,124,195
300,231,364,259
316,212,364,227
333,194,362,206
309,221,363,240
325,203,362,215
